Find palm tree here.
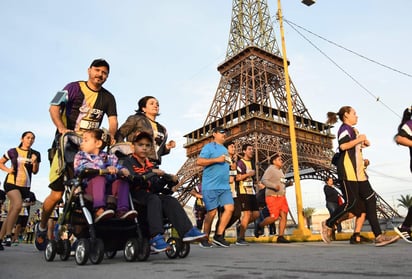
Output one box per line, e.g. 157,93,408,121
303,207,316,230
397,194,412,209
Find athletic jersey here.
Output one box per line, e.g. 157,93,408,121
236,159,255,195
58,81,117,132
3,147,41,187
397,119,412,172
398,119,412,139
19,191,36,216
199,142,230,191
337,124,367,181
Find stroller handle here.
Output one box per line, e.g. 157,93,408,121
79,168,112,179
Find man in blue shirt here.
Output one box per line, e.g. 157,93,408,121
197,127,234,248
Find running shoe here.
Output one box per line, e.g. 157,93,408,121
320,221,332,244
394,226,412,243
276,236,291,243
375,234,399,247
94,208,115,223
212,234,230,247
150,234,171,253
182,227,206,242
198,239,213,248
235,238,249,246
34,223,48,251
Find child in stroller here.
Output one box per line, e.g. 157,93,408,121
120,132,205,254
73,128,137,222
44,129,149,265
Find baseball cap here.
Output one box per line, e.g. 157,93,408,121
90,58,110,72
132,131,153,143
212,126,227,134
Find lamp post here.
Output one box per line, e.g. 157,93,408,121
276,0,312,238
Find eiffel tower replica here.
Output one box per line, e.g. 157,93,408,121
175,0,400,221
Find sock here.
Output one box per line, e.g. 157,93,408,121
38,225,47,232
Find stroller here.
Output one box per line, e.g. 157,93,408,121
43,132,150,265
111,142,191,260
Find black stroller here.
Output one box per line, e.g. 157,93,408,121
111,142,191,260
43,133,150,265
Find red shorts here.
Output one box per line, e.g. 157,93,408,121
265,195,289,220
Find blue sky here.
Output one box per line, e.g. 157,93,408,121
1,0,411,215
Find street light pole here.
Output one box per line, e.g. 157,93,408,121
276,0,311,238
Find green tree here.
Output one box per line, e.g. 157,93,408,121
397,194,412,209
303,207,316,230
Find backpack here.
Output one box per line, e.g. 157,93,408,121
331,148,341,166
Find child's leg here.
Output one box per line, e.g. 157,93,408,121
87,176,107,209
112,179,129,211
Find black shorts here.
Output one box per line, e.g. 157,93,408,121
341,180,366,217
3,183,31,199
49,163,75,192
16,215,29,227
238,194,259,212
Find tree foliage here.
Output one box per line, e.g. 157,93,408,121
397,194,412,209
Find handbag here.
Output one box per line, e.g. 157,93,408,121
337,195,344,206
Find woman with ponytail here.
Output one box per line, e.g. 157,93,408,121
0,131,40,250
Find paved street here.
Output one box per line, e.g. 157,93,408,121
1,239,411,279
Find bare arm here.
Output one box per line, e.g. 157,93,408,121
49,105,70,134
108,115,118,144
31,153,39,174
340,134,368,151
0,157,13,174
197,155,225,167
396,135,412,147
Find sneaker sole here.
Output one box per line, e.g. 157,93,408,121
95,211,115,223
151,246,171,253
375,235,400,247
198,243,213,248
394,227,412,244
182,234,206,242
212,239,230,248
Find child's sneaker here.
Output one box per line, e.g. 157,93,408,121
150,234,171,253
34,223,48,251
94,208,115,223
394,226,412,243
182,227,206,242
117,209,138,220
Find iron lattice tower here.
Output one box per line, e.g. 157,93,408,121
174,0,400,220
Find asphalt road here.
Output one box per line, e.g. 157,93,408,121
1,239,411,279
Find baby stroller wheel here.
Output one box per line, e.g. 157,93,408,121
136,237,150,262
59,239,71,261
75,238,90,265
178,241,190,258
105,250,117,259
44,239,57,262
89,238,105,264
165,237,181,259
124,238,139,262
